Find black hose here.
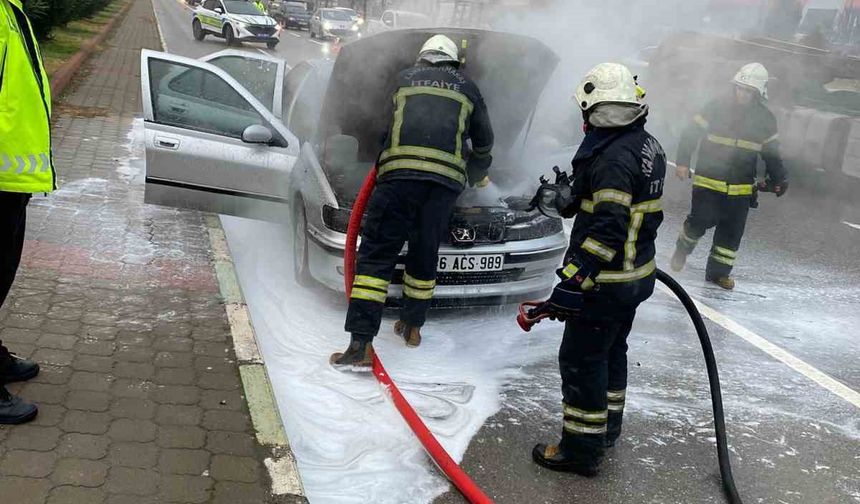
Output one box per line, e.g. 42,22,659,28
656,269,743,504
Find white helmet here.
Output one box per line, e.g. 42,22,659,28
418,34,459,65
574,62,641,111
732,62,769,99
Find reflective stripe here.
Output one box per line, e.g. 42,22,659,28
680,230,699,245
711,254,735,266
380,146,466,170
472,143,492,158
378,159,466,185
403,284,434,300
624,212,644,271
455,95,470,161
596,259,656,283
631,199,662,213
693,175,754,196
564,420,607,435
713,246,736,259
608,403,625,412
606,389,627,401
404,273,436,289
694,114,709,129
582,237,616,262
391,92,407,148
763,133,779,144
593,189,632,207
580,199,594,213
354,275,389,290
561,263,579,279
706,134,762,152
351,288,387,303
397,86,475,112
563,404,608,422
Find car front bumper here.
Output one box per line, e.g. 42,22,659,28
306,224,567,304
234,25,279,42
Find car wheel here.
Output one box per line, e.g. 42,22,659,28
224,25,236,46
192,19,205,41
266,40,278,49
292,202,314,287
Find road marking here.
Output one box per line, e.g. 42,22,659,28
151,0,170,51
308,39,325,46
843,221,860,231
256,48,270,56
658,284,860,410
290,32,301,38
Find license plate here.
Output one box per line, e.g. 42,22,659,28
438,254,504,273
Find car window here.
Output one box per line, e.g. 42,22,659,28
381,11,393,24
282,63,311,134
149,59,265,139
322,9,352,21
223,0,262,15
202,0,220,10
207,55,278,112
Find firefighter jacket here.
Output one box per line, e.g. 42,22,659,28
677,95,785,198
0,0,55,194
564,119,666,308
377,62,494,192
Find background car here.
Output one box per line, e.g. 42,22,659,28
140,29,567,306
333,6,363,26
366,10,431,35
309,8,358,40
192,0,280,48
270,0,311,30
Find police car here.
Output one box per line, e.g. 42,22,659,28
192,0,280,49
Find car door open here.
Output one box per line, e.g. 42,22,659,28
140,49,299,223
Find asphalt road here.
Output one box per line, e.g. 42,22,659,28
148,1,860,501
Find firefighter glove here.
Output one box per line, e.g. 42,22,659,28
557,255,597,291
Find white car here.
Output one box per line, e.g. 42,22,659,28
309,8,359,40
192,0,280,48
140,29,567,305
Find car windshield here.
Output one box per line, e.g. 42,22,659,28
337,9,357,17
223,1,262,15
321,9,352,21
207,55,279,112
283,1,308,13
398,13,429,27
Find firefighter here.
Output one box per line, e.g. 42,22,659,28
0,0,54,424
671,62,787,290
330,34,494,370
531,63,666,475
253,0,266,14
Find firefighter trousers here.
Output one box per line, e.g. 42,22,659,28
676,188,750,279
345,179,459,341
558,309,635,460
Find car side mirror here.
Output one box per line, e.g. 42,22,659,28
214,6,223,13
242,124,273,144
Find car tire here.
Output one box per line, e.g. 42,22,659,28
266,40,278,49
192,19,205,41
292,202,314,287
224,25,236,46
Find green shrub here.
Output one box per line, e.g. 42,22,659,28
23,0,115,40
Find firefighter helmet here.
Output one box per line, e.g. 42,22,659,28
418,34,459,64
732,62,769,99
574,62,641,111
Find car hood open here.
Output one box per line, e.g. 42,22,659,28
317,28,559,166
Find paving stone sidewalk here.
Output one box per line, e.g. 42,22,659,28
0,1,291,502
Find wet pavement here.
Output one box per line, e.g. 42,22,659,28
148,1,860,502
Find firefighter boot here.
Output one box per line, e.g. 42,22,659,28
393,320,421,348
707,275,735,290
670,247,687,273
531,443,600,477
329,337,374,372
0,344,40,383
605,412,623,448
0,385,38,425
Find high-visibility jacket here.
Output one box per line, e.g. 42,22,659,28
377,62,494,192
254,1,266,14
564,119,667,307
677,95,785,197
0,0,55,193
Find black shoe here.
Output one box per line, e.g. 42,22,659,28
329,340,374,372
531,443,599,477
0,345,40,383
393,321,421,348
0,385,38,425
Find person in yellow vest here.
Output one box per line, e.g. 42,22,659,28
253,0,267,14
0,0,55,425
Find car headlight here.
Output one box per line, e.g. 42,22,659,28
322,205,351,233
323,21,332,30
288,16,295,20
356,18,364,25
351,24,359,31
505,215,563,241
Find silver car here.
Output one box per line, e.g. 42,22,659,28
309,8,358,40
140,29,567,305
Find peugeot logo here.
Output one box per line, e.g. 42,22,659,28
452,227,476,243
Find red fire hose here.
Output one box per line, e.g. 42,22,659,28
344,167,494,504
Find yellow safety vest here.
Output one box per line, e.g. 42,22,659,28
0,0,55,193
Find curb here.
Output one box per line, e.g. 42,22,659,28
147,0,307,497
50,0,134,98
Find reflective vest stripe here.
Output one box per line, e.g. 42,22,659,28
380,146,467,170
582,237,616,262
377,159,466,185
694,114,709,129
693,175,754,196
595,259,656,283
706,134,763,152
592,188,632,207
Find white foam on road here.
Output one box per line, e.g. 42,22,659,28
843,221,860,231
220,215,561,504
